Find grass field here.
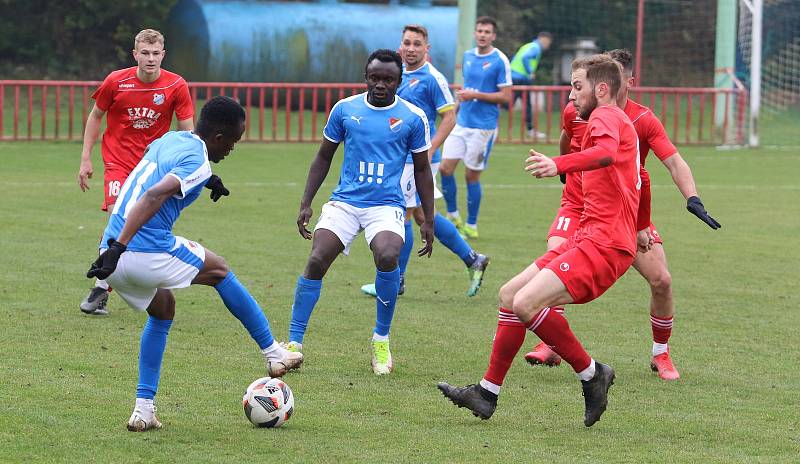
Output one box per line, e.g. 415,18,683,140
1,140,798,463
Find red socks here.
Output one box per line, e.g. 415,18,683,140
482,307,526,386
651,315,673,344
526,307,591,373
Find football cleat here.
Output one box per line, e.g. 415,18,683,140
524,342,563,367
371,339,393,375
360,275,405,298
581,362,615,427
436,382,497,420
447,214,464,232
267,350,304,377
80,286,109,315
126,406,162,432
460,224,479,240
281,341,303,353
466,254,490,297
650,350,680,380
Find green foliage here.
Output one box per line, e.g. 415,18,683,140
0,0,178,79
1,140,799,462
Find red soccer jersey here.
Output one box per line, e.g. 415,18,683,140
92,67,194,173
624,98,675,228
559,102,588,209
554,105,641,256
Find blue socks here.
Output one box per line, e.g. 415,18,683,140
374,267,401,336
434,213,478,266
398,220,414,276
289,275,322,344
466,181,482,226
137,316,172,400
215,272,275,350
440,173,458,214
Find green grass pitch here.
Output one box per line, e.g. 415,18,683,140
1,140,798,462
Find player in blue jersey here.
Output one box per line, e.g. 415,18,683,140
286,49,435,375
439,16,512,240
360,24,490,298
85,97,303,432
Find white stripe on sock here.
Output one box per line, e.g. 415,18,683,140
480,378,501,395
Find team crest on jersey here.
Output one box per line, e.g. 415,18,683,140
408,78,420,88
153,93,165,105
389,117,403,132
482,61,492,70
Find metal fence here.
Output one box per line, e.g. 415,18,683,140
0,80,746,145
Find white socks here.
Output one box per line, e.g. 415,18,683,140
261,341,288,362
479,378,501,395
135,398,155,416
95,279,109,290
652,342,669,357
372,333,389,342
577,359,597,381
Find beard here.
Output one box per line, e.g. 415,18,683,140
577,93,598,120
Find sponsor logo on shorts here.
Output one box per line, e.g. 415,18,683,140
559,262,570,272
389,117,403,132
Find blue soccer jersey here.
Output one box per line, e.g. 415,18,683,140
323,93,430,209
458,47,512,130
102,131,212,252
398,62,455,164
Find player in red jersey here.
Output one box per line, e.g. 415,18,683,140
438,55,651,427
524,49,720,380
77,29,195,316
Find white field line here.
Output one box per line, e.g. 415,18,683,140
7,181,800,191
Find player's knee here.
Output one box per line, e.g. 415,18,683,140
648,270,672,296
304,253,330,280
498,283,516,309
206,255,231,285
374,250,399,271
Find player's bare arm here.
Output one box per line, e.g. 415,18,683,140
411,149,435,257
78,104,107,191
297,139,339,239
177,118,194,131
524,149,558,178
456,86,512,105
661,152,721,229
428,109,455,159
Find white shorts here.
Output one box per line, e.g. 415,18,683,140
401,161,443,208
104,236,206,311
314,201,405,255
442,125,498,171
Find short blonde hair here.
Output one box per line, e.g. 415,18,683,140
134,29,164,48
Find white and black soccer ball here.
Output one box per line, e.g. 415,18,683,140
242,377,294,428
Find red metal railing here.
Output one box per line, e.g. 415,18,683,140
0,80,746,145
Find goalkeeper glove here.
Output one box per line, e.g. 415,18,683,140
686,196,721,229
205,174,230,202
87,239,127,280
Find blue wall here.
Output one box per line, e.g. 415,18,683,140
166,0,459,83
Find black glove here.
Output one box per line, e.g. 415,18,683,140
205,174,229,202
87,239,127,280
686,196,721,229
559,173,567,185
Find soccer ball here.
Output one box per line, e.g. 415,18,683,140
242,377,295,428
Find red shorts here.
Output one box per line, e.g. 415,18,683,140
648,223,663,245
102,166,129,211
547,206,581,240
534,236,635,304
